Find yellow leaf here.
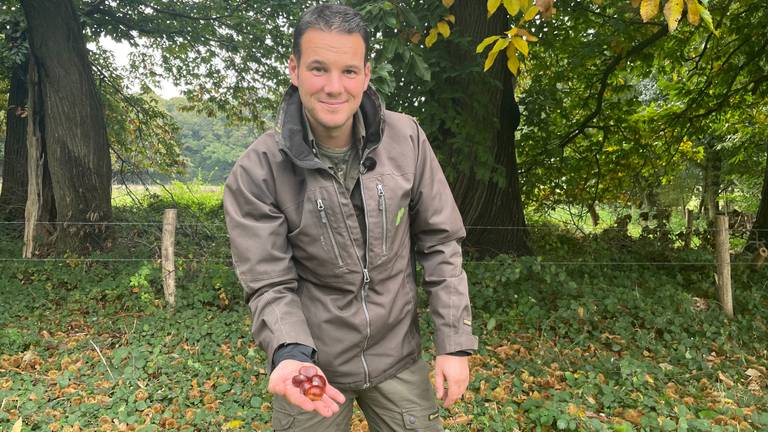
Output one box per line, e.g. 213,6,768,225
663,0,684,32
442,0,455,7
506,44,520,75
686,0,700,25
425,28,438,48
522,5,539,22
511,36,529,56
517,28,539,41
225,419,244,428
444,14,456,24
476,35,501,53
487,0,502,17
640,0,660,22
489,37,510,54
484,49,501,71
503,0,521,16
437,21,451,38
12,418,22,432
506,26,518,36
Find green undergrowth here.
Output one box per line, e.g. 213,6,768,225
1,189,767,431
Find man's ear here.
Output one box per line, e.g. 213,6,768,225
289,55,299,86
363,61,371,90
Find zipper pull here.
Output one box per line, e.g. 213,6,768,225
362,269,370,284
317,199,328,223
376,184,384,210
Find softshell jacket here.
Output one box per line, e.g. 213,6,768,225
224,85,478,390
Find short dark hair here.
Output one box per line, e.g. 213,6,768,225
292,4,370,62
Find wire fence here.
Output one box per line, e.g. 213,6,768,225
0,218,765,266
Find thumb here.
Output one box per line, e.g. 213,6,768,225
434,366,445,400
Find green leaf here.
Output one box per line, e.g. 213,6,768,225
383,14,398,29
486,317,497,331
698,3,718,35
411,54,431,81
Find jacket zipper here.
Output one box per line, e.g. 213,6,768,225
330,180,372,388
376,183,387,255
316,198,343,266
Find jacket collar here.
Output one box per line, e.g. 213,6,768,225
275,84,385,169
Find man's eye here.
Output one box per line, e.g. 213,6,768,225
343,70,358,77
310,66,325,73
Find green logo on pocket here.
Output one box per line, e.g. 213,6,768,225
395,207,406,226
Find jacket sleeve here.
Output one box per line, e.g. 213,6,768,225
223,150,316,371
409,120,479,355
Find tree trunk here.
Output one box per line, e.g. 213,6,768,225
749,141,768,251
22,0,112,254
588,203,600,227
447,0,532,256
0,58,29,222
702,143,721,221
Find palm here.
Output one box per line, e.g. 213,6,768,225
268,360,346,417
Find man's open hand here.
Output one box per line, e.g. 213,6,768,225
267,360,346,417
434,355,470,408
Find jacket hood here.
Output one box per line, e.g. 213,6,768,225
275,85,385,169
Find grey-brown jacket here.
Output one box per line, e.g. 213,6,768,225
224,86,478,390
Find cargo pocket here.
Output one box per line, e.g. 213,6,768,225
271,408,295,431
401,407,443,431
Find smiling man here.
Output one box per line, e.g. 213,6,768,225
224,4,478,431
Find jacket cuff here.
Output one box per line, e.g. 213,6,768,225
445,350,472,357
272,343,317,369
435,332,479,356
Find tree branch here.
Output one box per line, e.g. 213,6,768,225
557,25,669,149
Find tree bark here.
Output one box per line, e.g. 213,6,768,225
445,0,533,256
749,141,768,250
702,142,721,221
22,0,112,254
0,58,29,222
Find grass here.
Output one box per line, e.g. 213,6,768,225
1,186,767,431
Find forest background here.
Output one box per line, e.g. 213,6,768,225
1,0,767,430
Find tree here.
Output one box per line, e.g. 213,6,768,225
22,0,112,254
5,0,309,254
0,7,27,222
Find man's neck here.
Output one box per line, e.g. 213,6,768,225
309,122,353,150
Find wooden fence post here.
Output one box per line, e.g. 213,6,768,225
162,209,177,308
684,208,694,249
753,243,768,270
714,215,733,318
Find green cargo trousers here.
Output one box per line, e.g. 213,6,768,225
271,359,443,431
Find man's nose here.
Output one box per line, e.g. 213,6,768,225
324,72,343,94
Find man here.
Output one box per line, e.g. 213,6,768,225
224,4,478,431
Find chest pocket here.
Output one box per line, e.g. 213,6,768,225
287,190,347,273
366,174,413,266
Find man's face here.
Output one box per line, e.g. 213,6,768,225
289,29,371,141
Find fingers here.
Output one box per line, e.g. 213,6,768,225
435,368,445,401
324,383,346,405
442,376,468,407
